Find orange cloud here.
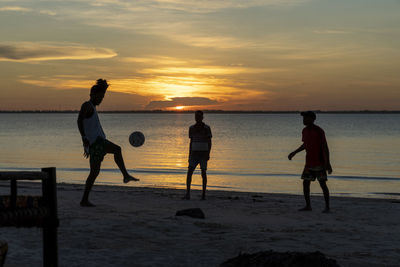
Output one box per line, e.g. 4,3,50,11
139,66,283,75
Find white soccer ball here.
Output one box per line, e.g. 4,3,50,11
129,131,145,147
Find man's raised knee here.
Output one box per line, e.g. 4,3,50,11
110,145,122,155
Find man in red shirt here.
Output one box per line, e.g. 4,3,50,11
288,111,332,213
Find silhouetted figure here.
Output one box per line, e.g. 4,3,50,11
288,111,332,213
77,79,139,207
184,111,212,200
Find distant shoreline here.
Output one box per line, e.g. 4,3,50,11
1,110,400,114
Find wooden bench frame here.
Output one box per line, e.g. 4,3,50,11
0,167,58,267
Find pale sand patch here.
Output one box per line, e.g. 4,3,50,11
1,182,399,267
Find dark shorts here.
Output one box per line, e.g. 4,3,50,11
189,152,209,171
301,166,327,181
89,137,108,164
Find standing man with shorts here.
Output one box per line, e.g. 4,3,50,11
77,79,139,207
184,110,212,200
288,111,332,213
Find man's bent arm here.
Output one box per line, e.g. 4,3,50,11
77,111,85,138
288,144,305,160
77,102,91,140
293,144,305,154
322,142,332,172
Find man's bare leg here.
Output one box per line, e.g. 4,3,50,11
201,169,207,200
319,180,330,213
81,160,101,207
299,180,312,211
105,141,139,183
184,167,195,200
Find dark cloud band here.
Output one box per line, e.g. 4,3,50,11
145,97,218,109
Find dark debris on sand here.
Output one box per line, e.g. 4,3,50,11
175,208,205,219
220,250,340,267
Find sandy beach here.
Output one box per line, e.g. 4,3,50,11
1,182,399,267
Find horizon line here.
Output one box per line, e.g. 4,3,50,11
1,109,400,114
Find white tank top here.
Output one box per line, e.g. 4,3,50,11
83,101,106,145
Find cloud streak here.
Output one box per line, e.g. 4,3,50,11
82,0,310,13
148,0,311,13
0,42,117,62
0,6,30,12
139,66,283,75
313,29,352,35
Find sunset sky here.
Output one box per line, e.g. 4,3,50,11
0,0,399,111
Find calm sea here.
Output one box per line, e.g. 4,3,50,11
0,113,399,199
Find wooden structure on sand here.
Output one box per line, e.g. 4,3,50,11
0,167,58,267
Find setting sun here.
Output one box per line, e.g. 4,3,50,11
175,106,185,110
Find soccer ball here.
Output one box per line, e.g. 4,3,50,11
129,131,145,147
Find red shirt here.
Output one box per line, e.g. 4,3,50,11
302,124,327,168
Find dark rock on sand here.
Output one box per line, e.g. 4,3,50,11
220,250,340,267
176,208,205,219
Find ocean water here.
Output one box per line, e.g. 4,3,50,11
0,113,399,199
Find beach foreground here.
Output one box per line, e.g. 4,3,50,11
1,183,399,267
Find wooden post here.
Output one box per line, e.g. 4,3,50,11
41,168,58,267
